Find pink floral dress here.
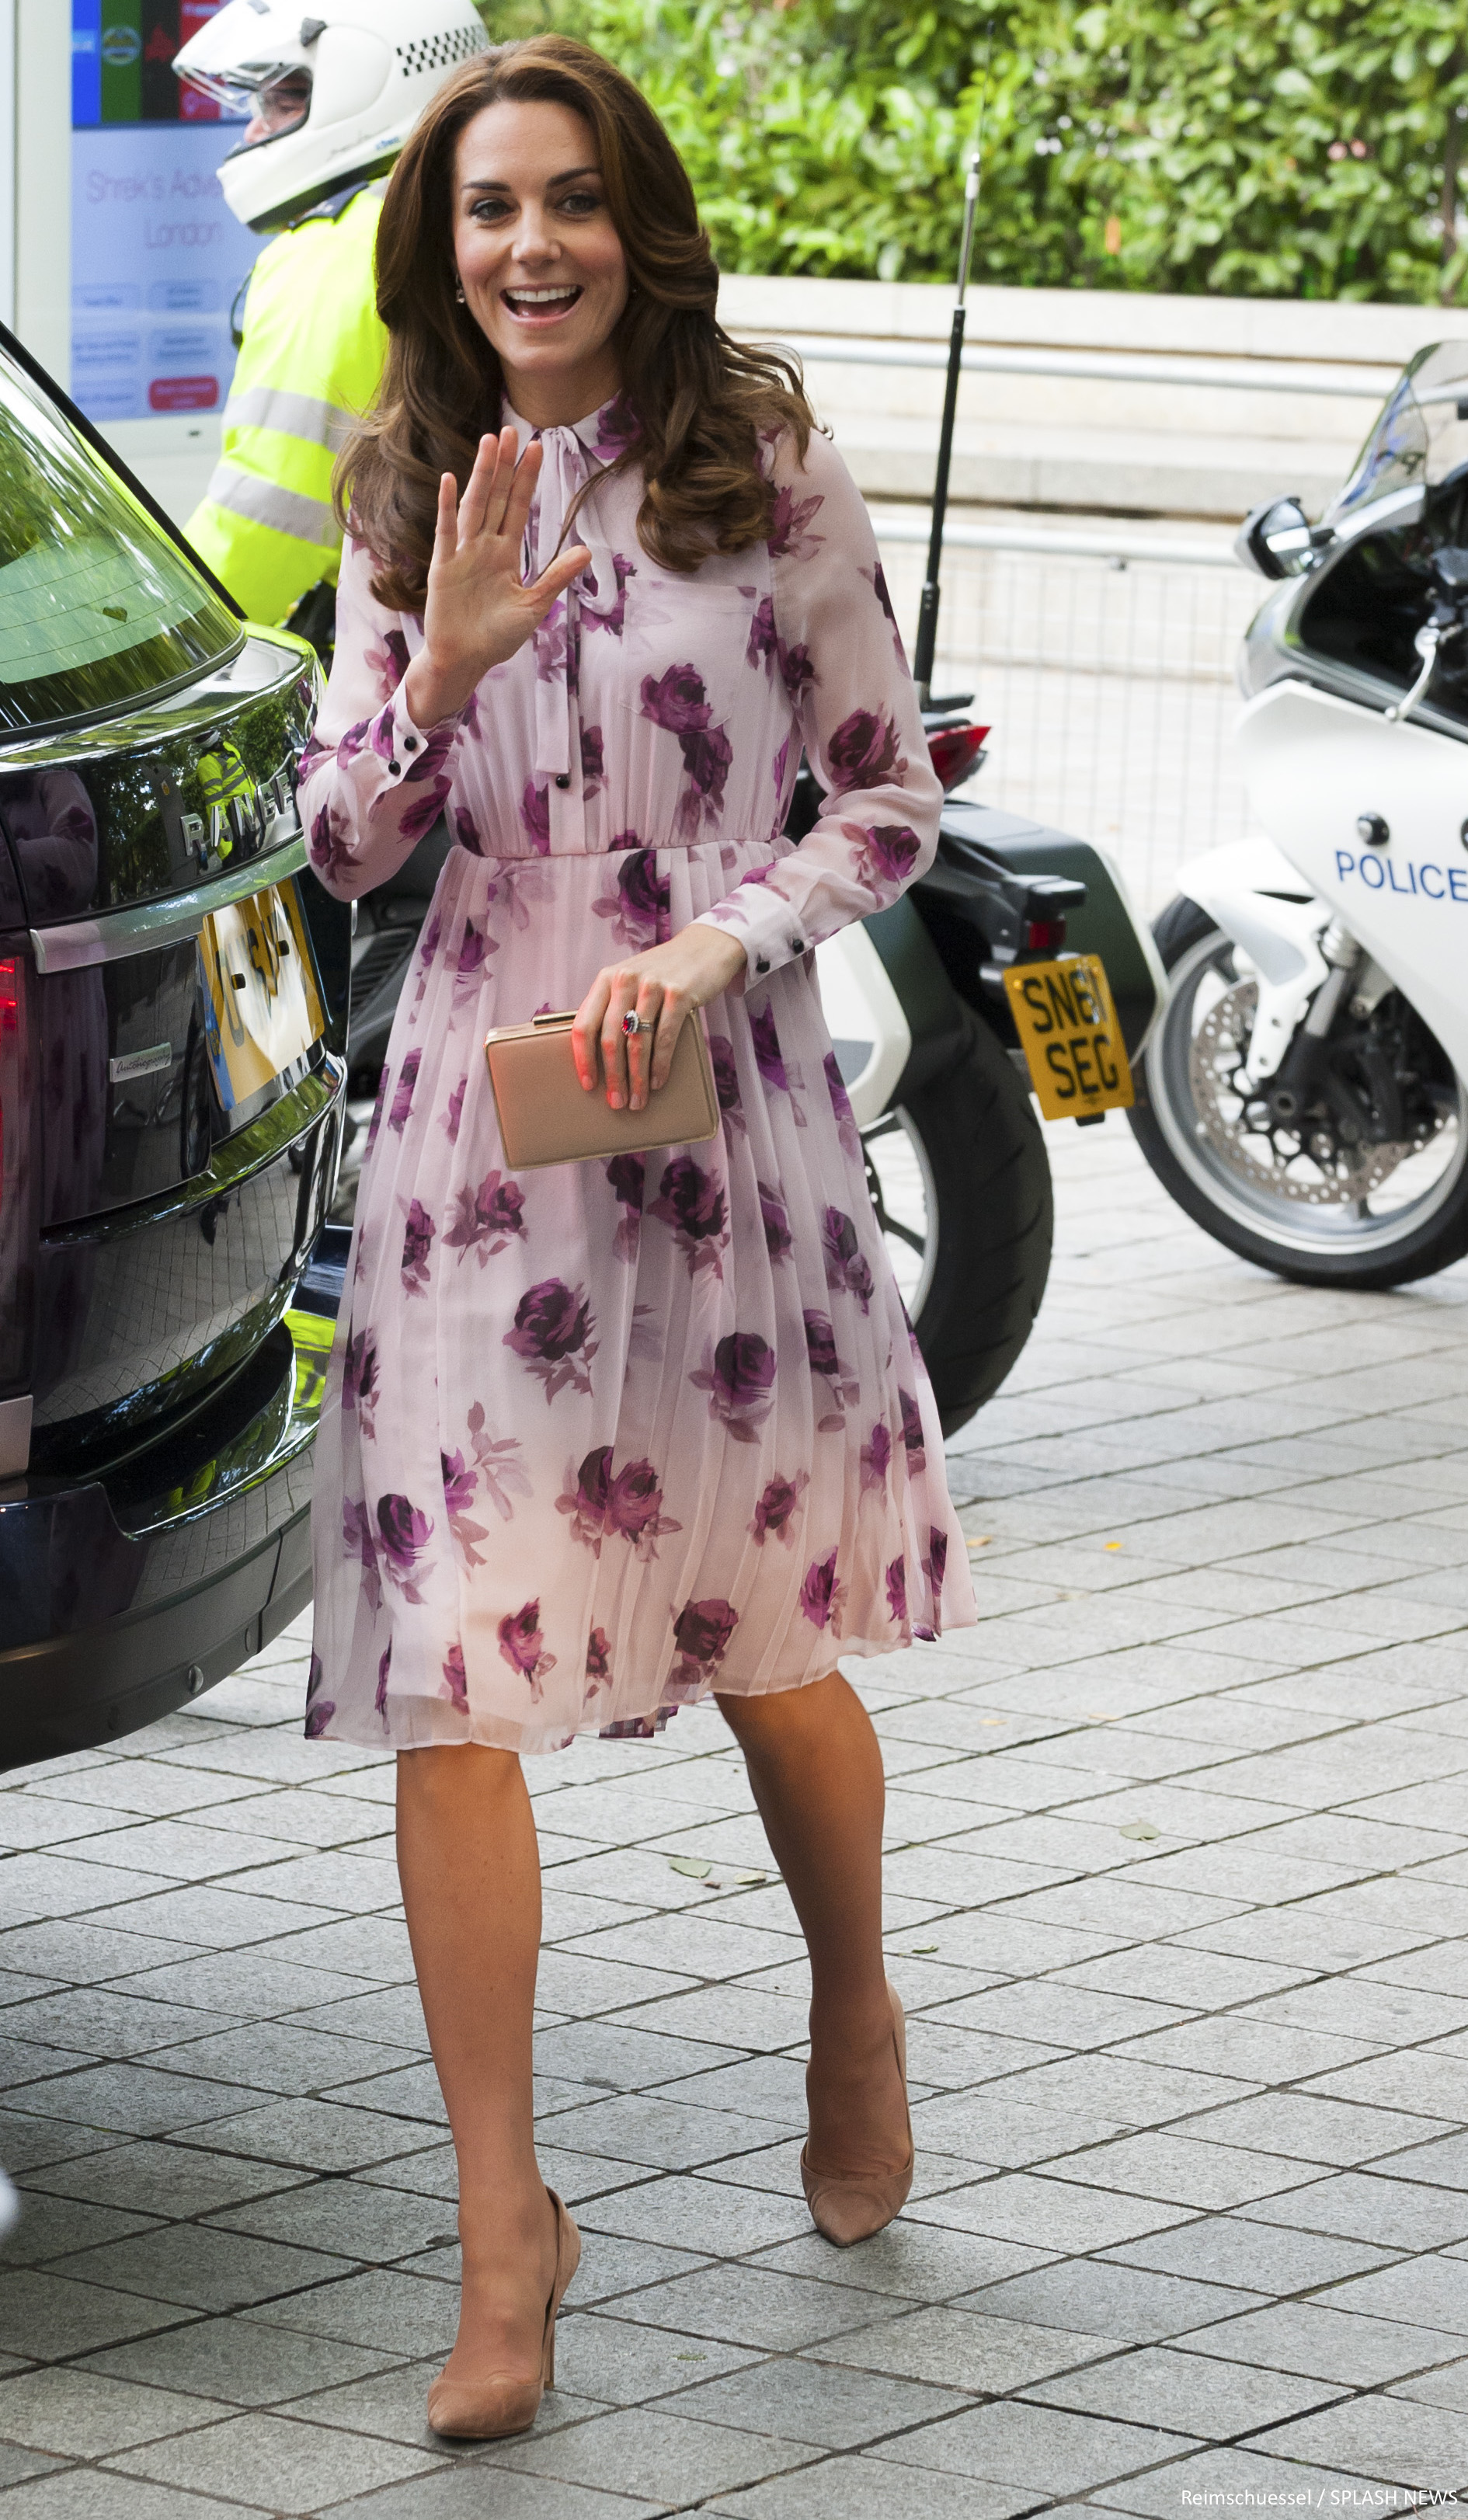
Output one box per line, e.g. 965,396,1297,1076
300,395,976,1753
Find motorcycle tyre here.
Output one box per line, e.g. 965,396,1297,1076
1129,894,1468,1290
899,1008,1053,1437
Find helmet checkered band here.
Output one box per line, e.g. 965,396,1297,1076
396,24,489,76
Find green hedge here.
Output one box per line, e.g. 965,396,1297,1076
483,0,1468,301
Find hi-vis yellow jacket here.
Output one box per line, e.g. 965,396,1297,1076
186,184,388,628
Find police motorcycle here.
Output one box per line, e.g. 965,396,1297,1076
336,148,1163,1435
1129,341,1468,1290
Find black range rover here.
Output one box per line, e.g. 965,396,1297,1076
0,322,349,1766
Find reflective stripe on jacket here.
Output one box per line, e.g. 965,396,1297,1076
186,186,388,628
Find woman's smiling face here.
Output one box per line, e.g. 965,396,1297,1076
451,99,629,428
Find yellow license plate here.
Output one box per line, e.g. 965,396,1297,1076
199,880,325,1116
1003,953,1134,1122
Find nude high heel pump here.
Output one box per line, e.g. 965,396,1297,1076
426,2188,581,2441
800,1980,914,2247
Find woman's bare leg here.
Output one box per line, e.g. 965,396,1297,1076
715,1671,908,2176
396,1744,557,2382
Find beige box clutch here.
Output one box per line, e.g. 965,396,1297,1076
484,1009,720,1170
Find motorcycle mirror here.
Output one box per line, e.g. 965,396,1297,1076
1236,494,1330,580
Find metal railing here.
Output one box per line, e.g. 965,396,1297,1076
743,329,1396,400
871,513,1261,912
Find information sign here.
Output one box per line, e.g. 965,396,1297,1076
70,0,263,425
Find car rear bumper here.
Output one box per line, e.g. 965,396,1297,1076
0,1229,346,1768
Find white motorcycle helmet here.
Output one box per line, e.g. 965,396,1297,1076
174,0,491,232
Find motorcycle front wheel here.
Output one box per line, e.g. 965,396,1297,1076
1129,895,1468,1289
862,1007,1053,1436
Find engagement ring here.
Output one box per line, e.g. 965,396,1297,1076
621,1011,644,1037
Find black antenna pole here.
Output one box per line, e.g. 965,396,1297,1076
913,34,990,708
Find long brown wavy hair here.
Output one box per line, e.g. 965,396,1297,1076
338,36,816,611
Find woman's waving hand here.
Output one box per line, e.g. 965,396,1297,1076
403,427,590,730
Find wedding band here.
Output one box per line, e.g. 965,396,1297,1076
621,1011,643,1038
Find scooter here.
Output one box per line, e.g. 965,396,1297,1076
1129,339,1468,1289
338,155,1165,1434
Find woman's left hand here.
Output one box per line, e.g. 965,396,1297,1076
573,925,747,1112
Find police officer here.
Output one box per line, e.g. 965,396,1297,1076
173,1,490,639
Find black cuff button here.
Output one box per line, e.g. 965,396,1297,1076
555,773,570,790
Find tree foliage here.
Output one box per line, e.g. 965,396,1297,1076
484,0,1468,301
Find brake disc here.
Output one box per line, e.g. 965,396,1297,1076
1188,979,1414,1206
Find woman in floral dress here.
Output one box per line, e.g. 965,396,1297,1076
301,35,976,2440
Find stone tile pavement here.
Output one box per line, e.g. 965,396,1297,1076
3,1119,1468,2515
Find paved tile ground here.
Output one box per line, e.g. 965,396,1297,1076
5,1119,1468,2515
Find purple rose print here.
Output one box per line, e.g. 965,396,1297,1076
641,663,709,736
823,1053,861,1161
924,1526,948,1603
804,1310,840,1378
861,1421,892,1494
498,1598,556,1699
670,1596,739,1693
377,1491,433,1602
640,665,732,835
504,1277,597,1403
440,1076,467,1143
342,1496,381,1613
649,1155,729,1279
520,778,551,854
709,1035,744,1133
691,1331,777,1443
750,1001,788,1091
557,1446,680,1558
767,482,825,561
899,1387,926,1471
854,822,922,891
826,707,905,793
585,1624,612,1690
750,1468,808,1548
799,1548,844,1634
392,773,454,848
533,598,569,685
592,392,641,461
805,1310,855,1432
374,1641,391,1733
304,1651,336,1740
758,1179,794,1264
441,1641,468,1714
580,722,605,796
885,1556,908,1624
676,720,732,835
343,1329,378,1439
297,733,327,785
593,847,668,950
582,549,635,636
445,1168,526,1265
454,917,496,1000
823,1206,875,1313
605,1151,645,1263
400,1197,435,1296
454,805,485,856
366,626,410,692
440,1448,477,1517
369,703,397,765
388,1049,420,1134
308,799,353,886
744,597,816,705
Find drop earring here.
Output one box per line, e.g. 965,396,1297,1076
454,280,466,303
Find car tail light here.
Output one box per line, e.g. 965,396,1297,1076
1024,917,1068,952
0,961,16,1214
927,722,990,792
